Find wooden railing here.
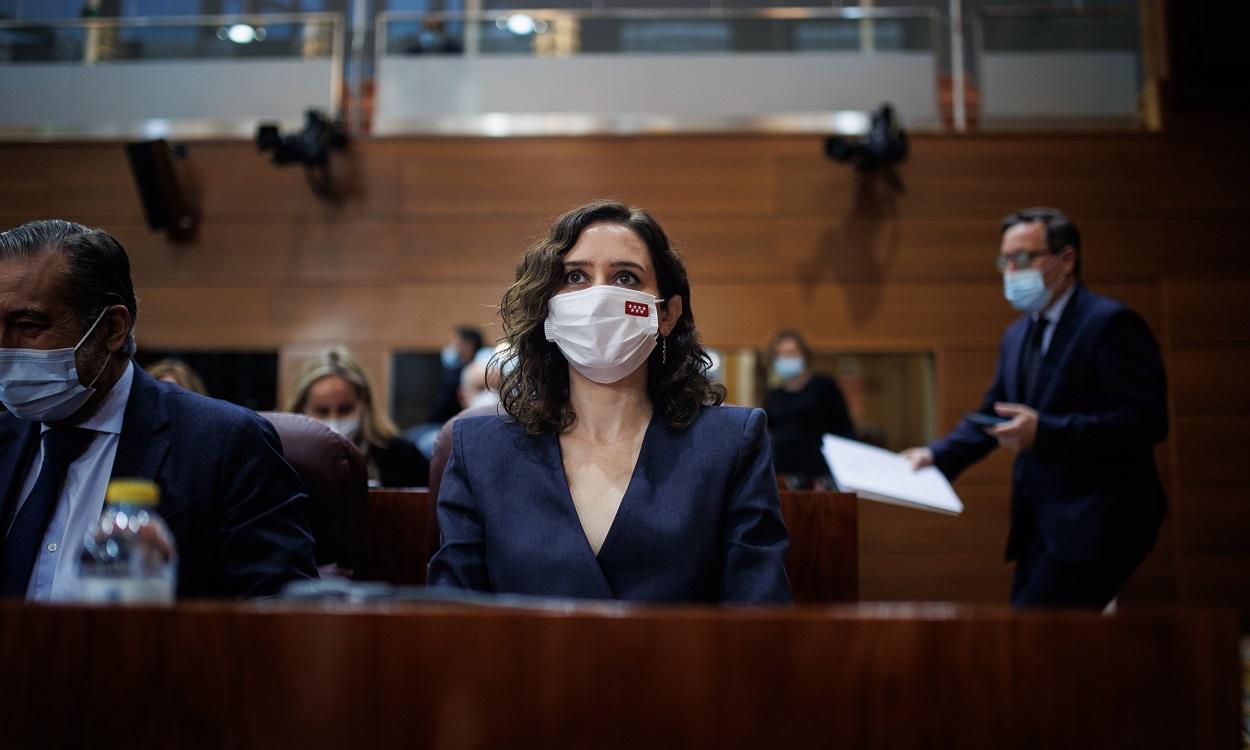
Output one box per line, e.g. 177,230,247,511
0,602,1238,747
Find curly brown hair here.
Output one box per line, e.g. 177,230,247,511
498,200,725,434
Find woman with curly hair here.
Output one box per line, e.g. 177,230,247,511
428,200,790,603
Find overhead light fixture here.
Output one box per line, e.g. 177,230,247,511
496,14,548,35
217,23,267,44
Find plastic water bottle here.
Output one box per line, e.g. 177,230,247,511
77,478,178,603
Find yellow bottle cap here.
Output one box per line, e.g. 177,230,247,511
106,478,160,506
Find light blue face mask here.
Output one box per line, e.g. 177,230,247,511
773,355,805,381
440,344,462,369
1003,268,1054,312
0,308,110,423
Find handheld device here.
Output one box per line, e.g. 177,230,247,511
963,411,1010,427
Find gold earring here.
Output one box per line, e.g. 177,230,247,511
662,335,668,365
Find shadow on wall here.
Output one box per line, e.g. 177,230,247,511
797,171,901,328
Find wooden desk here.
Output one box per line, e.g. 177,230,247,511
362,489,858,602
0,603,1237,748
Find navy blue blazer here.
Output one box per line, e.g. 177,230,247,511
428,405,792,604
0,366,318,598
930,284,1168,563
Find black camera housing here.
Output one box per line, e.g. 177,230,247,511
824,104,909,172
256,110,347,168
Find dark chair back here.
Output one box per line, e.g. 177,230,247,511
428,402,504,502
363,488,437,585
779,491,858,602
259,412,369,571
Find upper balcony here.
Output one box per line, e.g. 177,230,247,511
0,2,1149,140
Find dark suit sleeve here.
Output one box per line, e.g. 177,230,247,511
929,349,1006,481
1033,308,1168,458
427,420,492,591
720,408,792,604
216,414,318,597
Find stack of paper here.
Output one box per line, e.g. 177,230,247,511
821,434,964,515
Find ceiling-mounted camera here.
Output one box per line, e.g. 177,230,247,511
824,103,908,192
256,109,348,200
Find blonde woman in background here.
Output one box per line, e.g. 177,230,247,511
286,347,430,488
146,358,208,396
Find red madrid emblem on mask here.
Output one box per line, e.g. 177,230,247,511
624,301,649,317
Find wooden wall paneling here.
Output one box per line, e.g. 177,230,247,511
1169,348,1250,416
4,130,1250,610
1172,416,1250,485
694,282,1011,348
1165,281,1250,346
1172,485,1250,554
0,144,144,221
938,345,1003,421
370,136,781,218
127,220,528,284
774,139,1247,218
1157,220,1250,278
133,282,509,349
859,551,1013,601
1119,542,1181,602
756,216,1188,287
858,486,1010,556
1178,553,1250,616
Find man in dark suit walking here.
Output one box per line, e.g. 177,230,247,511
0,219,316,600
904,208,1168,608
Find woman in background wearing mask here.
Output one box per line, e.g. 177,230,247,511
428,201,791,604
763,331,855,491
286,347,430,488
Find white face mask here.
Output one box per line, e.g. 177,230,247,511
544,286,662,384
0,308,110,423
467,389,500,410
320,415,360,439
772,356,805,381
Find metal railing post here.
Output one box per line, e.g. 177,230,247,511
949,0,966,132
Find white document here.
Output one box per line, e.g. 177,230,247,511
822,434,964,515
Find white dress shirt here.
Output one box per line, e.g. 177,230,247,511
15,361,133,601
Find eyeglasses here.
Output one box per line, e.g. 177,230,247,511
996,249,1054,273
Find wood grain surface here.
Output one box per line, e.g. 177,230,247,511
0,602,1238,749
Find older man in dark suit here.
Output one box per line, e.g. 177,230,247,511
904,208,1168,608
0,219,316,599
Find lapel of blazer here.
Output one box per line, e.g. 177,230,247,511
1003,316,1030,404
540,430,616,599
110,367,173,493
591,415,662,590
0,416,41,526
1034,283,1087,410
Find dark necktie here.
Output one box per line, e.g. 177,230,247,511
1019,317,1050,406
0,427,96,597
